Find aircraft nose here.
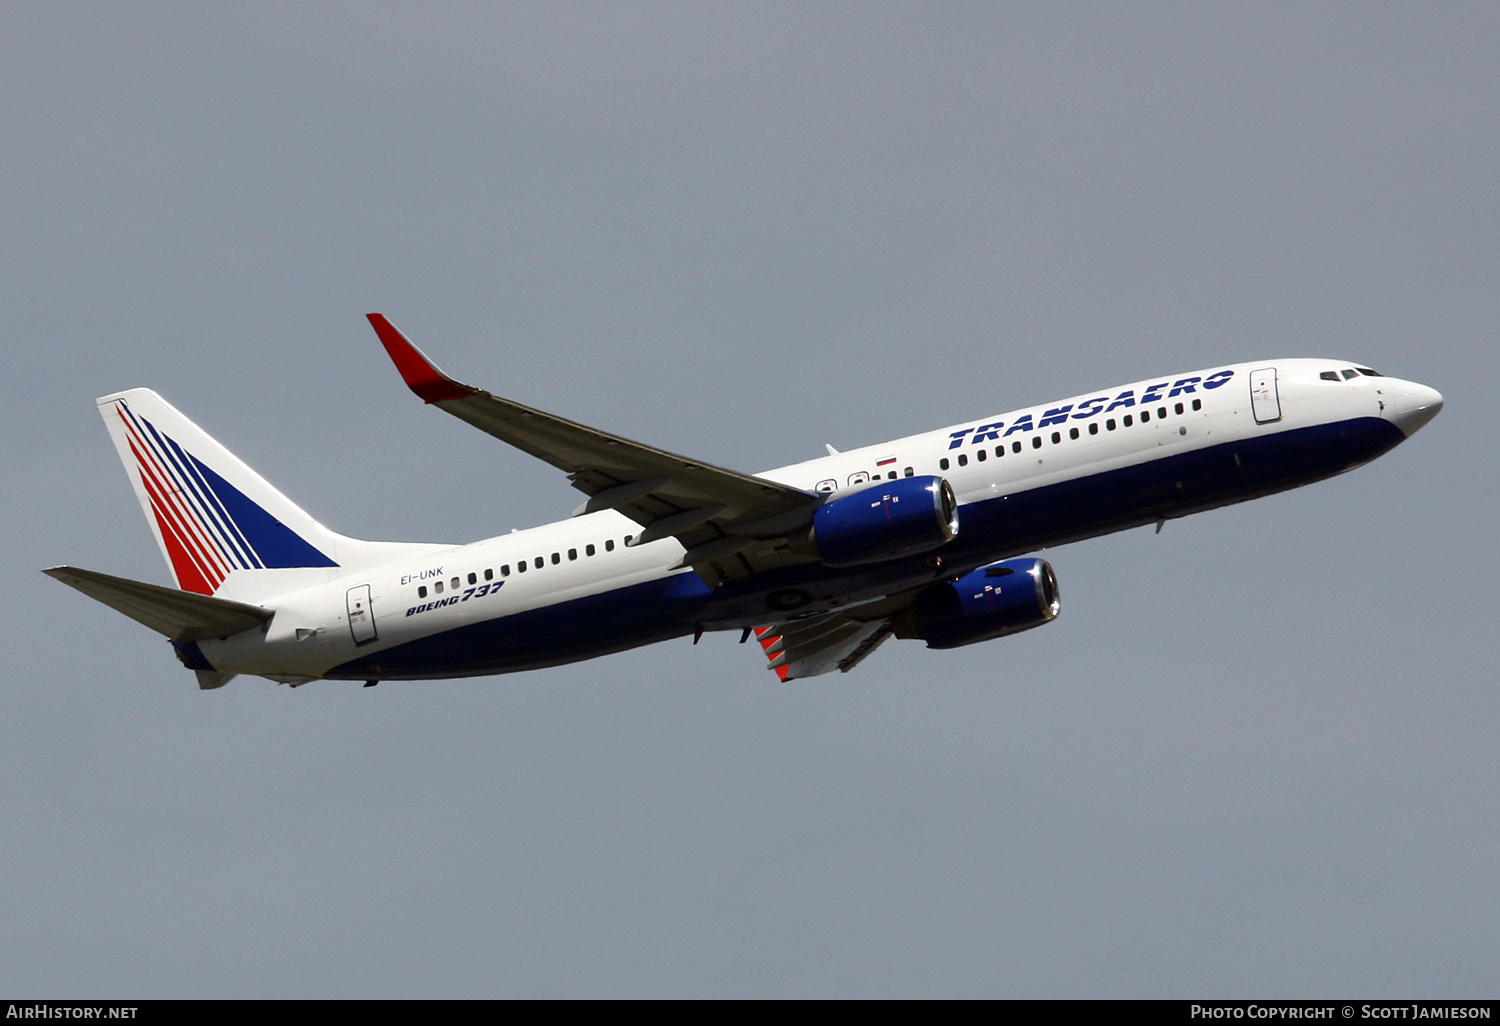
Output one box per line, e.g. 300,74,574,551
1389,381,1444,436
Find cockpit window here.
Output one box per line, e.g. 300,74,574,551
1341,369,1358,380
1356,367,1382,377
1320,371,1340,382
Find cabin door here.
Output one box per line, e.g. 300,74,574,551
346,584,378,646
1250,367,1282,424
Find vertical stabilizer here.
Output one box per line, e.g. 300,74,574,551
96,389,413,599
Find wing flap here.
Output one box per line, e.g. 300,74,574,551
44,566,272,643
753,612,895,681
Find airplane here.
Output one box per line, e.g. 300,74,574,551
45,314,1443,689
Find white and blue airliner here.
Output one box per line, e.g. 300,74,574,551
47,315,1443,688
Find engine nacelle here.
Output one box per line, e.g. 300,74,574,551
811,475,959,568
893,558,1060,650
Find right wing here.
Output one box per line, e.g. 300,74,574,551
368,314,824,585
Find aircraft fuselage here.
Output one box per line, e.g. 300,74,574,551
171,357,1438,683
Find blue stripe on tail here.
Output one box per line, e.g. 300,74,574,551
188,456,338,569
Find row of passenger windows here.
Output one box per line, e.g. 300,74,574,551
938,398,1203,469
415,535,635,598
812,397,1208,489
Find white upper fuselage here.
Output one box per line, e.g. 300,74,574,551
195,358,1441,682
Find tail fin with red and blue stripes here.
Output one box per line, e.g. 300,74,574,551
96,388,346,597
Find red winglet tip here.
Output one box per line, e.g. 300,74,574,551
366,313,477,404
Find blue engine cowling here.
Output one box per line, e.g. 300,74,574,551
811,475,959,568
894,558,1060,649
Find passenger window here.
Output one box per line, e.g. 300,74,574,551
568,548,577,561
1107,419,1116,431
887,471,897,480
1141,410,1150,423
995,446,1004,458
816,479,837,493
1051,431,1060,444
451,577,460,590
606,539,615,552
534,556,544,569
586,544,596,556
1124,415,1133,427
418,585,428,598
468,572,477,585
848,471,870,486
502,565,511,576
1032,436,1042,449
434,581,444,594
1012,441,1022,454
1192,399,1202,411
517,562,526,573
976,449,987,462
551,553,560,565
624,535,633,545
1069,427,1079,440
939,458,950,471
957,454,968,466
1174,402,1184,415
1088,422,1099,435
484,568,493,581
904,467,914,477
1158,407,1167,419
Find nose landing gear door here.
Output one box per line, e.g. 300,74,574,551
346,584,378,646
1250,367,1282,424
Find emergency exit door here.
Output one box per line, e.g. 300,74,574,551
1250,367,1282,424
346,584,377,645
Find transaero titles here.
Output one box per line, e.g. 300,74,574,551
946,370,1235,449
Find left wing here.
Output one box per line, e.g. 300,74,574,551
752,610,895,681
367,314,823,585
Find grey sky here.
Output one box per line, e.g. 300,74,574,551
2,3,1495,997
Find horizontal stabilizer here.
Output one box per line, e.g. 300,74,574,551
43,566,272,643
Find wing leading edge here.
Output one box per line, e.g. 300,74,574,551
367,314,823,585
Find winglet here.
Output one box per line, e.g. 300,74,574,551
366,314,479,404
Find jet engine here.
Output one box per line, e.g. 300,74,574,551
893,557,1059,649
810,475,959,568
